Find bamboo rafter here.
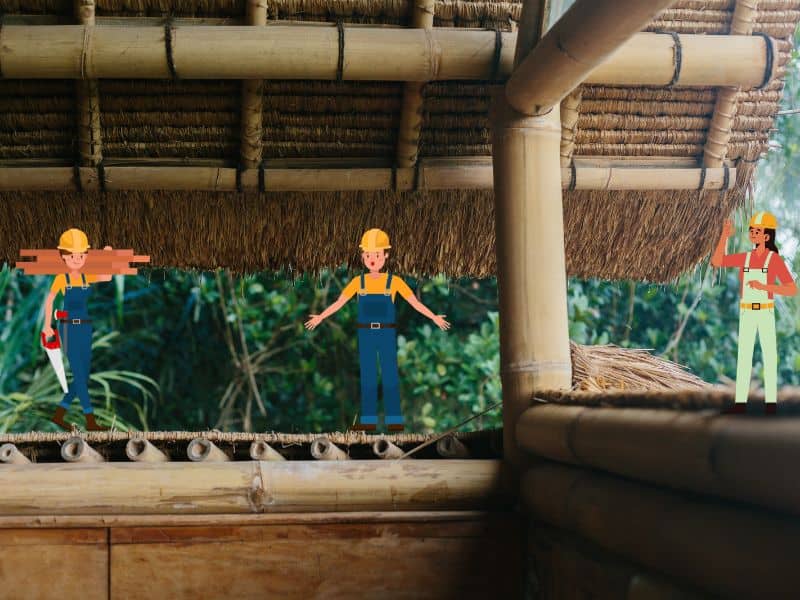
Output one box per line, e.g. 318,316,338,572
395,0,435,168
75,0,102,167
704,0,760,167
0,26,776,88
240,0,267,170
0,162,737,192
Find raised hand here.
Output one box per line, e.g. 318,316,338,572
722,219,734,239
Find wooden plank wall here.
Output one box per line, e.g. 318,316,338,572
0,515,522,600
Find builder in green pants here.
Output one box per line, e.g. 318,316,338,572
711,212,797,414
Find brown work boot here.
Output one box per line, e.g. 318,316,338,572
50,406,72,432
387,424,405,432
84,413,109,431
765,403,778,415
722,403,747,415
350,423,377,432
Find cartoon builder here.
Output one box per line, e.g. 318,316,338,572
305,229,450,431
42,228,114,431
711,213,797,414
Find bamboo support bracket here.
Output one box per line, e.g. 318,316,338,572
522,461,800,598
517,404,800,517
704,0,761,167
507,0,704,114
239,0,268,169
74,0,102,167
311,437,349,461
560,90,582,168
0,460,507,514
0,26,774,89
61,437,104,463
125,438,169,463
187,438,230,462
0,164,737,192
249,441,285,461
0,444,31,465
372,439,404,460
436,436,471,459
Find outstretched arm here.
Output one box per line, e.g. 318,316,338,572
305,293,350,330
710,220,734,267
405,294,451,331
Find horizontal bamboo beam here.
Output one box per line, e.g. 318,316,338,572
0,164,737,192
0,26,773,88
0,510,495,529
517,404,800,517
522,462,800,598
507,0,679,114
0,460,506,514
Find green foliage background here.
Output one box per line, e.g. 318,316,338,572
1,36,799,433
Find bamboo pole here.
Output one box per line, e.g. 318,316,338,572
0,26,772,87
559,90,581,168
239,0,267,169
310,437,349,461
522,462,800,598
61,437,104,463
0,444,31,465
186,438,230,462
249,441,284,461
372,439,404,460
436,436,471,459
506,0,683,115
125,438,169,463
395,0,436,168
491,94,572,468
517,404,800,517
74,0,102,167
0,460,506,514
704,0,760,167
0,164,736,192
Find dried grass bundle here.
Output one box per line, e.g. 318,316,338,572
570,342,706,392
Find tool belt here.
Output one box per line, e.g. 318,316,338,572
59,318,92,324
357,322,397,329
740,302,774,310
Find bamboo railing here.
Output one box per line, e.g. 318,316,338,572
0,26,775,88
506,0,677,114
517,403,800,517
0,162,737,192
0,460,506,514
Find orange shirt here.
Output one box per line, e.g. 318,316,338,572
50,273,98,296
342,273,414,302
721,251,794,299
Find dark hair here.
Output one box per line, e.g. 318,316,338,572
763,228,779,253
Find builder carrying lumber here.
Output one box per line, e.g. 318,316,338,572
711,213,797,414
305,229,450,431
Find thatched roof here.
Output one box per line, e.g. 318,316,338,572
0,0,798,280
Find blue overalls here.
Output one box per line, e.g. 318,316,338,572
58,273,94,414
357,273,403,426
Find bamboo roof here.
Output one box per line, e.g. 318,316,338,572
0,0,798,280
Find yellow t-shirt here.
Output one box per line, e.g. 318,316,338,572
50,273,98,296
342,273,413,302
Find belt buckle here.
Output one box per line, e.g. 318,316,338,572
752,302,761,310
370,322,381,329
72,318,81,324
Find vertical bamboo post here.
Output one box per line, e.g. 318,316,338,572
703,0,759,167
492,0,572,470
0,444,31,465
187,438,230,462
240,0,268,169
125,438,169,463
75,0,102,167
560,90,581,168
395,0,435,168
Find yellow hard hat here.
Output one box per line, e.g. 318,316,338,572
749,211,778,230
359,228,391,251
57,228,90,253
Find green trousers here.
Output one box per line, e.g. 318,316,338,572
735,308,777,404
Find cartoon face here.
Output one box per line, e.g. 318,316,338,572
361,250,387,271
62,252,88,270
749,227,770,246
